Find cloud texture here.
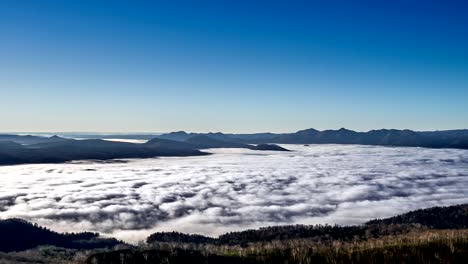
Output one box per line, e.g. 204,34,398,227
1,145,467,242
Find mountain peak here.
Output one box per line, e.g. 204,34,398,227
170,131,188,135
336,128,356,133
296,128,319,133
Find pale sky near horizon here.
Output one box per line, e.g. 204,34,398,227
1,0,467,133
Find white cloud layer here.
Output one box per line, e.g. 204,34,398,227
1,145,468,243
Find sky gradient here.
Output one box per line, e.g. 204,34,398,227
1,0,467,133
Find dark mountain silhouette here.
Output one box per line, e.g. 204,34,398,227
0,218,122,252
0,134,69,145
60,133,161,140
0,135,287,166
184,135,289,151
156,128,468,149
158,131,194,141
274,128,468,148
147,136,289,152
420,129,468,137
269,128,320,144
158,131,280,143
145,138,197,150
250,144,289,151
0,139,207,166
184,135,249,149
227,132,280,142
1,127,467,166
0,142,27,165
0,141,23,150
64,128,468,150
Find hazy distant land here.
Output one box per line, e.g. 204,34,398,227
1,128,468,166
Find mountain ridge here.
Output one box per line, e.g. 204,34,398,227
157,128,468,149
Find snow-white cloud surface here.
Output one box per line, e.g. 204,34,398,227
1,144,467,242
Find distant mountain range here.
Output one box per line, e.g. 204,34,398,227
157,135,289,151
6,128,466,149
0,128,467,165
0,134,69,145
0,137,207,165
0,134,287,166
157,128,468,149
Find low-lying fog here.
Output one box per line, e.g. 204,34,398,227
1,145,467,243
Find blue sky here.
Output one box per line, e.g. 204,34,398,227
1,0,467,133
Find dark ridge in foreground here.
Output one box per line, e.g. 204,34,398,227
147,204,468,245
96,204,468,264
1,204,468,263
366,204,468,229
0,218,122,252
1,204,465,252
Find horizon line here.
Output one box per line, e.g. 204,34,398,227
2,127,468,135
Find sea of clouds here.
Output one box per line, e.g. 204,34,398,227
1,144,468,242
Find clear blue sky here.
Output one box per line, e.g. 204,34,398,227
1,0,467,133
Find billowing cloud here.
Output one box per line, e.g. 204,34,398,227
0,145,467,243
